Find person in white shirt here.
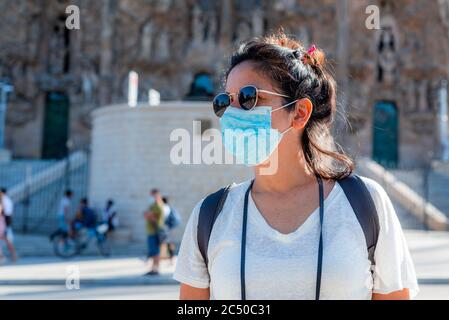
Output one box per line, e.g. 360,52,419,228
102,199,118,232
56,190,73,236
162,196,182,265
173,31,419,300
0,193,6,263
0,188,17,262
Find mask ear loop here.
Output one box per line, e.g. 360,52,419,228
271,99,299,113
279,126,294,135
271,100,299,135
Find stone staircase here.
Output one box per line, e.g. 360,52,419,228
0,160,57,189
358,158,449,230
2,152,90,235
1,230,175,258
392,161,449,218
428,163,449,216
0,151,149,257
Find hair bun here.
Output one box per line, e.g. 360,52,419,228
302,45,325,68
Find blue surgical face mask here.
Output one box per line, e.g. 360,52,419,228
220,100,298,166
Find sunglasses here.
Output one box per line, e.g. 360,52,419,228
212,85,290,117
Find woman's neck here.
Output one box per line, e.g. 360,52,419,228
253,147,316,194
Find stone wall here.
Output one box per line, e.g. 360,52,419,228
89,101,252,242
1,0,449,167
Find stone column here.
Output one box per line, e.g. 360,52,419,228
335,0,350,145
438,80,449,161
219,0,232,48
98,0,117,106
0,81,13,163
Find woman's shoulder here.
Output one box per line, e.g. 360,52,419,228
357,175,389,202
227,178,254,201
356,175,397,224
190,179,253,219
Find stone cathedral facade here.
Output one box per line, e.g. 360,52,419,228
1,0,449,168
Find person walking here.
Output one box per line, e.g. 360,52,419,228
102,199,118,233
0,188,17,262
144,189,166,275
50,190,73,240
79,198,97,230
72,198,97,242
162,196,182,265
173,31,419,300
0,192,7,264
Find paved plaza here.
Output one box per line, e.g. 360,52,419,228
0,230,448,300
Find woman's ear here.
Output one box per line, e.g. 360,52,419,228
291,98,313,129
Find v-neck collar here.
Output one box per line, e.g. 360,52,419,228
247,180,341,241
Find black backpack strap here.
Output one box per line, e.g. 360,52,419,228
338,174,380,270
198,184,233,267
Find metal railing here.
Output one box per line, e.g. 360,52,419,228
2,151,90,235
358,157,449,231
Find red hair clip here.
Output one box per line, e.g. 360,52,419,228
307,45,317,55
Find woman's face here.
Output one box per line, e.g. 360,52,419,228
225,60,309,168
225,60,293,135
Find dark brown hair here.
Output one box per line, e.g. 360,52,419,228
224,30,354,180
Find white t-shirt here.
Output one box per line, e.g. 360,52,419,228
58,197,71,218
2,195,13,216
163,204,171,219
173,176,419,300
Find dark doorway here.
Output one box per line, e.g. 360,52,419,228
185,72,215,101
42,92,70,159
372,102,399,168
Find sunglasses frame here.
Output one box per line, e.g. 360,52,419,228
213,85,291,117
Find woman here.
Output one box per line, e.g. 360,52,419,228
0,192,7,264
173,31,418,300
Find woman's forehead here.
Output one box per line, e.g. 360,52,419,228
225,61,274,93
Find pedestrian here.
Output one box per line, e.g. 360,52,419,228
144,188,166,275
102,199,118,233
72,198,96,237
0,192,7,264
0,188,17,262
50,190,73,240
162,196,182,265
173,30,419,300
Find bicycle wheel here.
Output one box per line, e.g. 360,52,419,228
97,235,111,257
53,234,79,258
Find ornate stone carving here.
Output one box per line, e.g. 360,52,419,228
376,16,399,86
141,21,154,59
252,7,264,36
81,62,99,106
235,21,252,44
0,0,448,162
192,5,203,46
153,27,170,61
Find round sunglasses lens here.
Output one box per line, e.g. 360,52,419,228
239,86,257,110
213,94,230,117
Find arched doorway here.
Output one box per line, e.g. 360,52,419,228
42,92,70,159
372,102,399,168
185,72,215,101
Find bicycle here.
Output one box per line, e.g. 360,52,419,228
52,223,110,258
